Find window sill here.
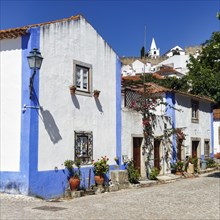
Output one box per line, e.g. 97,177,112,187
75,90,92,97
191,118,199,123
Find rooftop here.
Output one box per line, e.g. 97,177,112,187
0,15,80,40
122,79,214,103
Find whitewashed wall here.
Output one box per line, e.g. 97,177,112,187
156,55,190,75
38,17,117,171
0,38,22,171
121,95,171,176
214,121,220,154
175,94,212,158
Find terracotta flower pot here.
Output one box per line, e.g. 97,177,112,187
69,86,76,95
94,175,105,185
69,177,80,191
93,91,100,98
175,171,183,176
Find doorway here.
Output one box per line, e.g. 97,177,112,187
154,139,161,170
177,139,183,161
133,137,142,174
192,140,199,157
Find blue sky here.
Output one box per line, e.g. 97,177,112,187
1,0,219,56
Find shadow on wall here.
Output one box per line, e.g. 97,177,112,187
95,98,103,113
40,109,62,144
71,95,80,109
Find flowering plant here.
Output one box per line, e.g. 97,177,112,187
63,158,81,179
92,156,109,175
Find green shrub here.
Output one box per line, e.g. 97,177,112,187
149,167,159,180
126,160,140,183
171,161,184,173
176,161,184,172
206,158,216,168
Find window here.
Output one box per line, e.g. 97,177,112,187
76,65,89,91
73,60,92,94
204,140,210,159
75,131,93,165
191,100,199,122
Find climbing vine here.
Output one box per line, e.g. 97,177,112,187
128,85,183,177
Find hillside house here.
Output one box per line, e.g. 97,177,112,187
154,65,185,78
163,46,185,57
0,15,121,199
121,59,152,76
155,54,190,75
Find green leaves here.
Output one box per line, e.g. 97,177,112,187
187,31,220,104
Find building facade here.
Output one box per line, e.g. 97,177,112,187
121,81,214,177
0,15,121,199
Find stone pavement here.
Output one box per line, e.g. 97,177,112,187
0,171,220,220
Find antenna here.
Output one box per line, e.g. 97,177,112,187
144,25,146,82
144,25,147,75
143,25,146,109
144,25,147,59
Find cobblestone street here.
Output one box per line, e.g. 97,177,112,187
1,171,219,220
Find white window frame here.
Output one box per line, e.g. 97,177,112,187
73,60,92,95
191,100,199,123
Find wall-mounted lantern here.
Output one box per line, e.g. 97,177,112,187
27,48,43,99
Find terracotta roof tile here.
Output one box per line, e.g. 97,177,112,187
125,82,171,95
0,15,80,40
123,81,215,103
122,75,141,81
176,91,215,103
152,73,164,79
154,66,182,77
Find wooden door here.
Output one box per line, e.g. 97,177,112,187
133,137,142,174
177,139,183,161
154,139,160,170
192,141,199,157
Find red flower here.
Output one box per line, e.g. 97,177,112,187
143,119,150,126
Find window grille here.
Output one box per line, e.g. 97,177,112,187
124,89,141,108
75,131,93,165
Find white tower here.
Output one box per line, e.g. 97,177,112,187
148,38,160,58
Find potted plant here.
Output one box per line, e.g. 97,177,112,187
93,89,100,98
125,159,140,183
69,85,76,95
149,167,159,180
64,158,81,191
92,156,109,185
189,156,198,173
173,161,184,175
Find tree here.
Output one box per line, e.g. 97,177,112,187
139,74,189,92
140,46,145,58
186,31,220,104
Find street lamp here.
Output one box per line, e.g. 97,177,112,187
27,48,43,99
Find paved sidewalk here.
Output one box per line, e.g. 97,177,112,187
1,171,220,220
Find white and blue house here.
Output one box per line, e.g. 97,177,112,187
122,79,214,177
0,15,121,199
